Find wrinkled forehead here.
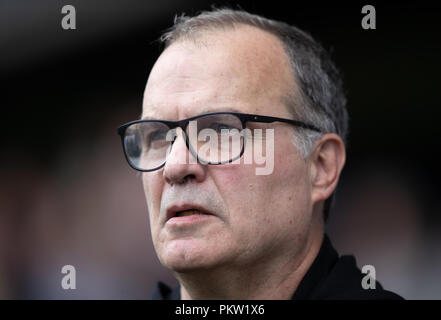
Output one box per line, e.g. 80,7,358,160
142,25,297,120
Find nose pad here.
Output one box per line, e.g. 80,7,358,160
165,127,197,165
165,128,181,161
162,126,208,185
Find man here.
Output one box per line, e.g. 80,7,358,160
118,8,403,299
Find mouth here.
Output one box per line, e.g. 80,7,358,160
175,209,206,217
166,205,215,223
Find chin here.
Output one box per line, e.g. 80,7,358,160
159,239,226,273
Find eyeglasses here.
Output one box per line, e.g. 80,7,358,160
117,111,321,172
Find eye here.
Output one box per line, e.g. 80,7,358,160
146,129,168,145
210,122,240,132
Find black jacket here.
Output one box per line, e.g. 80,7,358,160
152,234,404,300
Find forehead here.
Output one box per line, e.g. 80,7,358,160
142,25,296,120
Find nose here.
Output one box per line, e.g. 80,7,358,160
163,128,207,185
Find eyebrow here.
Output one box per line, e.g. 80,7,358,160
140,107,243,121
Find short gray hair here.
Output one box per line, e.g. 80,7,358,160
159,8,349,220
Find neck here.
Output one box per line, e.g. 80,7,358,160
177,219,324,300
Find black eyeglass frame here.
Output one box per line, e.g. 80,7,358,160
117,111,322,172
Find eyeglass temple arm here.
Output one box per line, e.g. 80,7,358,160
241,114,322,133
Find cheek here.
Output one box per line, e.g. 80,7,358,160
209,137,310,236
211,163,259,208
214,134,308,208
208,164,276,243
142,173,163,223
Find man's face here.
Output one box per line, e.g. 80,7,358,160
142,26,315,273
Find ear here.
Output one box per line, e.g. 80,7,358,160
308,133,346,204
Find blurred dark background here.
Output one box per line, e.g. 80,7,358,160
1,0,440,299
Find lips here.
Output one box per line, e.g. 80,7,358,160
166,204,214,222
175,209,205,217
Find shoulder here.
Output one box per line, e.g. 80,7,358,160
313,255,404,300
151,281,181,300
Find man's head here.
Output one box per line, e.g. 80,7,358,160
140,9,347,279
